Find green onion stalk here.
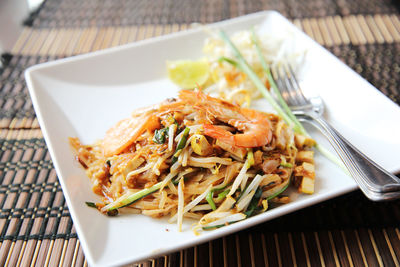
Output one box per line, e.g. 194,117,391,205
171,127,190,164
108,182,163,211
219,30,345,171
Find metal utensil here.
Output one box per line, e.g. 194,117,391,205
273,64,400,201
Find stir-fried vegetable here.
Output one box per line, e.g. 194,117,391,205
103,182,163,212
153,127,169,144
85,201,97,208
206,191,217,211
171,127,190,164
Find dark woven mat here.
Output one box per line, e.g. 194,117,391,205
0,138,76,242
329,43,400,105
25,0,400,28
0,54,61,124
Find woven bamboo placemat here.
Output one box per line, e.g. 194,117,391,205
1,2,400,266
25,0,399,27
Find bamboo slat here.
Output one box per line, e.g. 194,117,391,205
309,18,325,45
301,18,316,41
317,18,334,47
333,16,351,45
356,15,375,44
382,15,400,42
374,14,394,43
10,28,33,54
365,15,385,44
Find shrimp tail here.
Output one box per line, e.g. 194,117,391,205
234,131,271,147
202,124,235,145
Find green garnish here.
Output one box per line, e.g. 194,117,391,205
266,179,290,200
153,127,169,144
176,127,190,150
279,155,293,168
108,182,162,211
171,127,190,164
172,175,180,185
216,189,230,202
244,187,263,217
280,162,293,168
206,185,231,209
85,202,97,208
206,191,217,210
202,221,238,230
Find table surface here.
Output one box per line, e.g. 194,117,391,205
1,0,400,266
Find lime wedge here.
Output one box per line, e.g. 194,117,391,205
167,59,210,89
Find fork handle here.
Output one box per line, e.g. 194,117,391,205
300,112,400,201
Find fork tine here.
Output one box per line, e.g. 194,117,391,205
271,66,292,105
286,64,310,106
281,65,303,106
272,65,299,107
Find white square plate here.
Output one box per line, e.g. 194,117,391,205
25,11,400,267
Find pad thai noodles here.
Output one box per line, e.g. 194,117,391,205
70,90,315,232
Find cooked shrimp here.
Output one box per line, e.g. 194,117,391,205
179,90,273,148
203,110,272,148
102,113,159,157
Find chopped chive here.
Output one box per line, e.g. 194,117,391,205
216,189,230,202
266,179,291,201
280,162,293,168
153,127,169,144
244,187,263,217
202,224,225,230
85,202,97,208
206,191,217,211
202,220,238,230
176,127,190,150
171,127,190,164
172,175,180,185
108,182,162,211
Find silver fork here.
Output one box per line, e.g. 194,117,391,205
273,64,400,201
